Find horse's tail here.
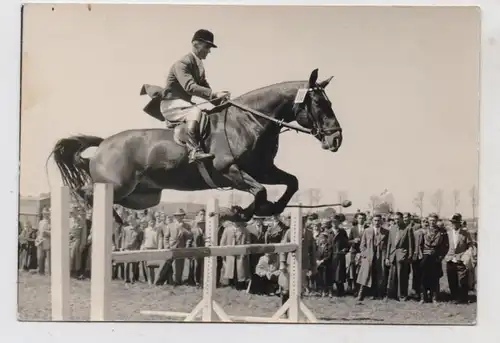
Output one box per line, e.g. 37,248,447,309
51,135,104,193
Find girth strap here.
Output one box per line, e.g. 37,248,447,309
195,162,218,189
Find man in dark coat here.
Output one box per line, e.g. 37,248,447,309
326,215,349,297
356,214,390,301
419,213,448,303
386,212,414,301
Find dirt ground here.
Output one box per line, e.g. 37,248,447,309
17,272,476,324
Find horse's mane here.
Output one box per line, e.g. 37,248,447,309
234,80,306,108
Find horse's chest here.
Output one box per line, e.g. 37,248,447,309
253,134,279,160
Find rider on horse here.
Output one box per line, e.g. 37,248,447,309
160,29,230,163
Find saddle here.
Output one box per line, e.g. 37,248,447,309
172,102,232,147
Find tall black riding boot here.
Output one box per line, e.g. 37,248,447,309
186,120,214,163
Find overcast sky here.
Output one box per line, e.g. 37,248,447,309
19,4,480,217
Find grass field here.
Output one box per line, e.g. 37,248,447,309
17,272,476,324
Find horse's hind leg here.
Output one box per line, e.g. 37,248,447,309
117,189,162,211
89,159,142,224
75,184,125,225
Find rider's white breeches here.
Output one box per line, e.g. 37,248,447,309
160,99,202,123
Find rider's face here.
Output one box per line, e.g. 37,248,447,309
196,42,212,60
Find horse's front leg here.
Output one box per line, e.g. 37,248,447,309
221,164,274,220
256,165,299,214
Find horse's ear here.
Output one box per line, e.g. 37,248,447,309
309,69,319,86
319,76,334,88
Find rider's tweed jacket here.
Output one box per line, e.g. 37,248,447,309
162,53,213,102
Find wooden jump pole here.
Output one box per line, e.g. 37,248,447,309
50,186,71,320
140,200,317,323
90,183,114,321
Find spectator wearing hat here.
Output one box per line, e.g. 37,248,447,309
69,205,88,278
280,215,317,296
35,207,51,275
356,214,390,301
404,212,423,300
155,209,192,286
18,222,37,271
79,209,94,279
346,212,368,295
305,213,319,228
250,252,285,295
247,218,268,275
220,220,251,290
189,209,206,286
141,216,162,285
155,212,168,249
122,214,143,283
310,219,321,242
111,217,125,280
419,213,448,303
411,218,427,301
265,215,287,244
326,215,349,297
386,212,414,301
445,213,474,304
315,231,332,296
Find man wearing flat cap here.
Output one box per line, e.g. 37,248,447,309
158,29,231,163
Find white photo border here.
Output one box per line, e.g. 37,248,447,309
1,0,498,342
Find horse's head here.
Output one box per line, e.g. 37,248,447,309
293,69,343,152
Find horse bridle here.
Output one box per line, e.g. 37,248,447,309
213,85,342,140
294,85,342,140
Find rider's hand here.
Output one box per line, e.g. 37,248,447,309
213,91,230,100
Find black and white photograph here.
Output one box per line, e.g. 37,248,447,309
17,3,480,324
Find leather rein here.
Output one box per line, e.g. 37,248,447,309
198,85,339,138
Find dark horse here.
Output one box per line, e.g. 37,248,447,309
51,69,343,222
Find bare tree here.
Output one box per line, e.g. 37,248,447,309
470,185,478,230
338,191,348,213
431,189,444,215
413,191,424,217
384,193,395,212
369,195,381,212
452,190,460,213
375,201,391,214
306,188,322,206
